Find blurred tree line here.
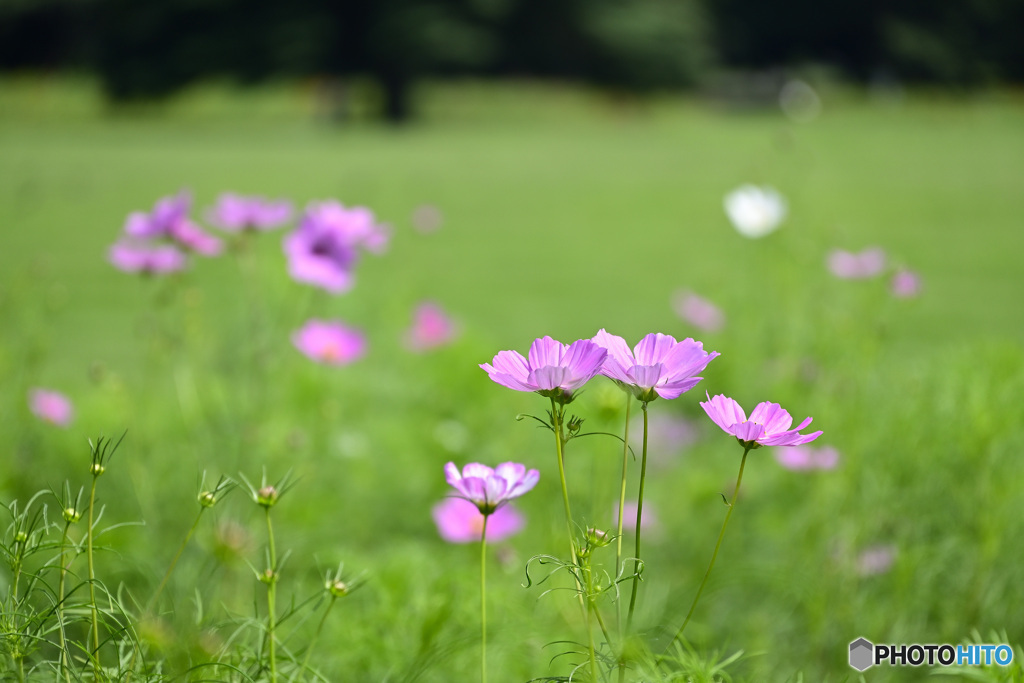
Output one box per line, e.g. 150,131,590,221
2,0,1022,119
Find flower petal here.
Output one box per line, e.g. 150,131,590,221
633,333,679,366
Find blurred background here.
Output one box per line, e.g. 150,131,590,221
2,1,1024,681
2,0,1024,120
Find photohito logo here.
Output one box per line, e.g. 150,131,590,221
849,637,1014,671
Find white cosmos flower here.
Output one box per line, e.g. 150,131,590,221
723,185,787,238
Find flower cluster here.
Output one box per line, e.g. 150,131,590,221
110,191,223,274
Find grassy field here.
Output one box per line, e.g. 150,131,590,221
2,76,1024,681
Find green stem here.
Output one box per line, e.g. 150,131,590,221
266,507,278,683
57,522,72,683
149,509,205,612
550,398,577,566
298,595,336,681
615,395,632,683
549,398,597,682
86,475,101,676
480,514,489,683
673,446,752,644
626,402,650,629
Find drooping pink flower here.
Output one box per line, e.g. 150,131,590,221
827,247,886,279
592,330,719,403
432,498,524,543
108,240,188,275
405,302,458,351
672,291,725,332
411,204,443,233
292,320,366,365
29,388,73,427
123,191,222,256
480,336,607,403
282,200,390,293
444,461,539,515
857,544,896,576
773,445,840,471
615,500,659,533
700,393,822,449
890,269,922,298
207,193,293,232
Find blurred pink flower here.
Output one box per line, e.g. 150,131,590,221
292,320,366,365
29,388,73,427
672,290,725,332
405,302,458,351
123,190,222,256
432,498,524,543
283,200,390,293
773,445,840,471
444,461,539,515
616,500,659,532
168,220,223,256
857,544,896,576
632,412,698,462
411,204,443,233
592,330,719,403
827,247,886,279
207,193,293,232
108,240,188,275
701,393,822,448
480,336,607,404
890,269,922,298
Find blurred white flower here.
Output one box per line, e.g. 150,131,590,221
723,185,787,238
779,79,822,123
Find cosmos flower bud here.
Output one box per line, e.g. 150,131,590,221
63,507,82,523
256,486,279,508
326,579,350,598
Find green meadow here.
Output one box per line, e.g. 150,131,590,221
2,77,1023,681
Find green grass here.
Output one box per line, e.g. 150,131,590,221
1,76,1023,681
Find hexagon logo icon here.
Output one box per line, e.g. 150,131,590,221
849,637,874,671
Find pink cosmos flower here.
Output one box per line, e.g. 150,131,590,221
283,200,390,293
411,204,443,233
700,393,822,449
405,301,458,351
827,247,886,279
592,330,719,403
432,498,524,543
207,193,294,232
167,220,223,256
444,461,540,515
108,240,188,274
29,388,73,427
890,269,922,298
773,445,840,471
616,500,659,533
292,320,366,365
123,190,223,256
672,290,725,332
480,336,607,403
